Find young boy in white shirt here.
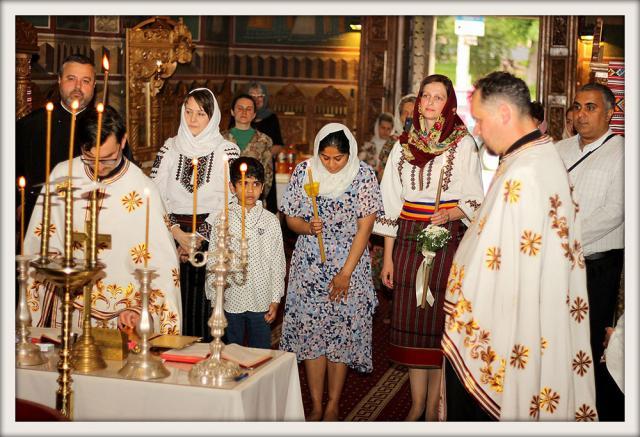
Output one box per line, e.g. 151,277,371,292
205,157,286,349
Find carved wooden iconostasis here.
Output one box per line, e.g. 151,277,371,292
15,15,626,166
17,15,362,167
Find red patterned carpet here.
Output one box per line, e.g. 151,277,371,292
270,224,412,421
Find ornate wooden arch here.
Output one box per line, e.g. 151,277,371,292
125,16,195,167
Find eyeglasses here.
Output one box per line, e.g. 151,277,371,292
249,94,265,98
81,152,122,167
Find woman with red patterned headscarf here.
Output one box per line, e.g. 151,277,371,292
373,74,484,421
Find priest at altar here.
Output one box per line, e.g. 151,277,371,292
23,105,182,335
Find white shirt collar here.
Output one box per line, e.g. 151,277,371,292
579,129,613,154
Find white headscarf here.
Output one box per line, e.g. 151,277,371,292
370,112,393,157
174,88,233,158
393,93,417,136
308,123,361,199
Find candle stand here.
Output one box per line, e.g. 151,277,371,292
28,182,105,419
187,216,248,386
15,255,46,366
118,267,170,380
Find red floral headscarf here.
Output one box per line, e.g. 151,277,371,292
399,74,469,168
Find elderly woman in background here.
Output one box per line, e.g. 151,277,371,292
377,94,417,179
373,74,484,421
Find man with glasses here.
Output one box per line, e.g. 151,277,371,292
23,105,182,337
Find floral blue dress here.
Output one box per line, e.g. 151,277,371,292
279,160,383,372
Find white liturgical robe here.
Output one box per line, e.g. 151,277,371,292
24,158,182,334
441,136,597,421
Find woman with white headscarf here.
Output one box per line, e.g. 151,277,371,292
151,88,240,340
279,123,383,421
358,111,394,181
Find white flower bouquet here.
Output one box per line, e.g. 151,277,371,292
416,224,451,254
415,224,451,309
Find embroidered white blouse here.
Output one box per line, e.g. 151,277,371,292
150,137,240,239
372,135,484,238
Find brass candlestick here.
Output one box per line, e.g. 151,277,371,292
30,182,104,419
15,254,46,366
188,215,248,386
37,189,53,264
71,187,108,373
118,268,170,380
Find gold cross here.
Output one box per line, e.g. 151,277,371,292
72,219,112,259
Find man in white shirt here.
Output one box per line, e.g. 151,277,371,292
555,82,624,421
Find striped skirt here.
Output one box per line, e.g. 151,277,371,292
389,218,466,368
173,213,212,342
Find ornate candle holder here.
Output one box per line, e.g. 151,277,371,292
29,182,105,419
15,254,46,366
118,267,170,380
70,187,109,373
187,232,207,267
188,216,248,387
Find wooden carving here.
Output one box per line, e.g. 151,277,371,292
312,86,350,135
272,83,307,146
16,17,39,119
125,16,195,166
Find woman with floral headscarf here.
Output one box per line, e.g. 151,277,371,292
279,123,383,421
373,75,484,421
151,88,240,341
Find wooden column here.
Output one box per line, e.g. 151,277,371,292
538,16,579,142
356,16,399,146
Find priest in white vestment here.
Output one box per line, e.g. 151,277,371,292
23,105,182,335
441,72,597,421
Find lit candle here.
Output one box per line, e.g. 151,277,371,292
144,188,150,268
145,81,151,148
94,103,104,181
239,162,247,240
68,100,79,181
101,54,110,106
155,59,162,79
45,102,53,190
223,154,229,224
434,167,445,214
192,158,198,233
18,177,26,256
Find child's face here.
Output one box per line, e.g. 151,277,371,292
230,176,264,208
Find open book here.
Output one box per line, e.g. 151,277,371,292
160,342,211,364
221,343,273,368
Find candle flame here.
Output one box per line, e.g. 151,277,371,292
46,102,54,111
71,100,79,110
156,59,162,67
144,187,150,197
102,54,110,71
192,157,198,165
96,103,105,113
18,176,26,188
240,163,248,172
